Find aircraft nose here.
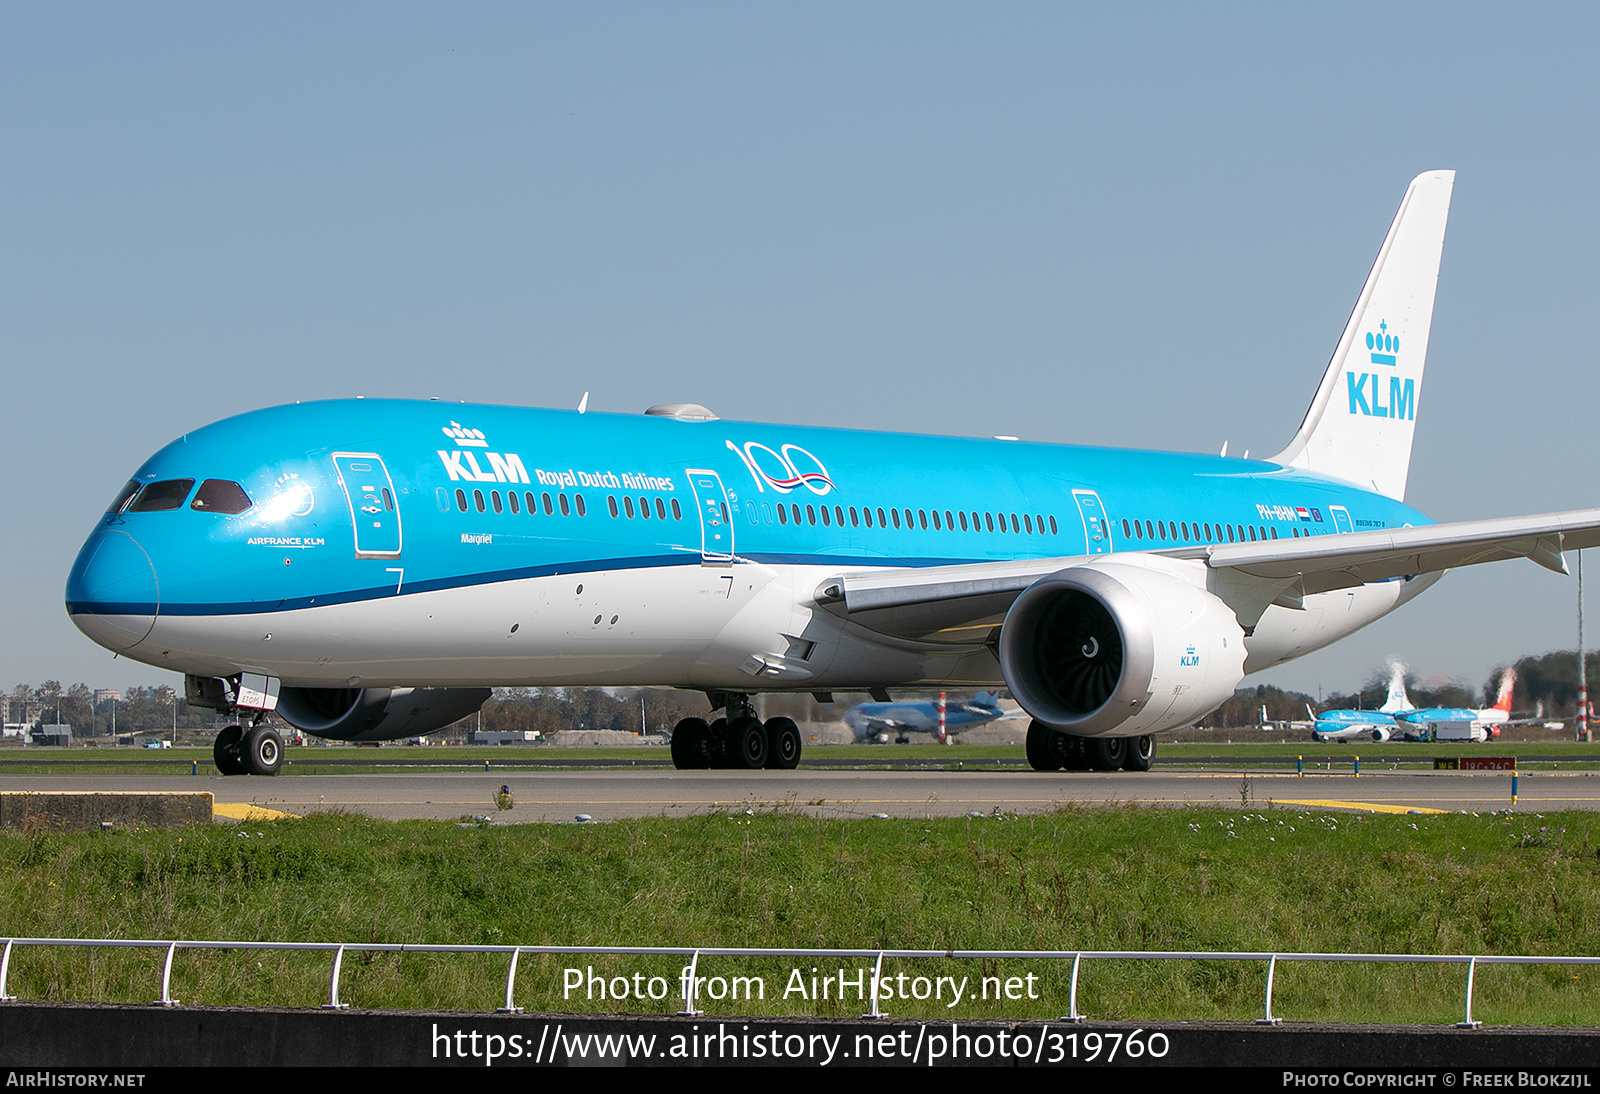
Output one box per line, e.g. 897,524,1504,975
65,530,160,651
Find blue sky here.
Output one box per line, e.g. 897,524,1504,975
5,3,1598,699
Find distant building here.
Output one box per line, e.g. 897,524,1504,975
34,724,72,746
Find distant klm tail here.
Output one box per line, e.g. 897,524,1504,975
973,691,1001,709
1270,171,1454,501
1378,659,1414,714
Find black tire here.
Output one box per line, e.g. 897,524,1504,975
1025,720,1061,771
1087,736,1127,771
764,717,801,769
242,725,284,776
1122,734,1155,772
670,717,711,769
729,716,769,769
1053,732,1089,770
706,718,729,767
213,725,246,776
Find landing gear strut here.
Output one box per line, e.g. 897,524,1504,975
669,694,803,770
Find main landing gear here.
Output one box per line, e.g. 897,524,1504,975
212,721,284,776
669,693,802,770
1025,720,1154,773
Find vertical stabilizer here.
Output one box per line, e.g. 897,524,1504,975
1492,667,1516,714
1269,171,1454,500
1378,659,1414,713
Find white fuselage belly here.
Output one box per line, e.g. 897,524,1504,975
84,564,1442,693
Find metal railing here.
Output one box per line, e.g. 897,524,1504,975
2,937,1597,1027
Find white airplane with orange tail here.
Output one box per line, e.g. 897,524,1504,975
1393,669,1517,741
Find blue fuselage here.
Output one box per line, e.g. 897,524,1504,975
66,399,1432,691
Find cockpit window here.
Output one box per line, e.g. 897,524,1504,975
106,480,142,514
127,478,196,512
191,479,253,515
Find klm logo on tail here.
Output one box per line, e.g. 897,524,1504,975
1347,321,1415,421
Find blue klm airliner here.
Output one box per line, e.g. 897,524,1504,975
843,692,1009,743
65,171,1600,776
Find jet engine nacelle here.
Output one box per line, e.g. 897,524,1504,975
999,558,1247,738
276,686,493,742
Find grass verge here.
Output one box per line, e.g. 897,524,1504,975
2,805,1599,1023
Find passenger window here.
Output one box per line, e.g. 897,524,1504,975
575,495,586,517
891,509,901,529
559,494,570,516
919,510,928,530
863,508,873,528
671,499,682,520
849,507,859,527
984,513,995,533
835,505,844,526
933,510,942,530
821,505,831,526
474,489,485,513
609,496,619,518
778,504,788,524
128,479,195,512
877,508,887,527
1049,515,1057,534
960,512,969,531
791,503,802,525
190,479,253,515
542,492,554,515
656,498,667,520
492,491,503,514
509,491,520,515
456,489,468,512
525,492,536,514
807,505,816,526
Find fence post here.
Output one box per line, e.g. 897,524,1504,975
677,950,702,1016
1063,953,1085,1022
0,940,14,1002
499,948,524,1013
864,951,887,1018
1457,956,1483,1029
155,941,180,1006
324,946,350,1009
1257,954,1282,1024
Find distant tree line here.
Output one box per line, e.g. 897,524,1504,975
11,652,1600,739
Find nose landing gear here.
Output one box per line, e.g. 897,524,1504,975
211,721,284,776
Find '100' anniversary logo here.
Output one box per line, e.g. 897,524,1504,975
725,441,835,496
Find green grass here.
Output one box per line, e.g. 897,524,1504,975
2,806,1599,1024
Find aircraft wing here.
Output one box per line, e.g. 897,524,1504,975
814,507,1600,643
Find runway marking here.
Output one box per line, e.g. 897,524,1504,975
1273,799,1448,815
213,802,299,821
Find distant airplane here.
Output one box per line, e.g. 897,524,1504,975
63,170,1600,778
1393,669,1515,741
843,691,1008,743
1311,660,1413,742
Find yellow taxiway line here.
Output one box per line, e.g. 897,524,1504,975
213,802,300,821
1272,799,1449,815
